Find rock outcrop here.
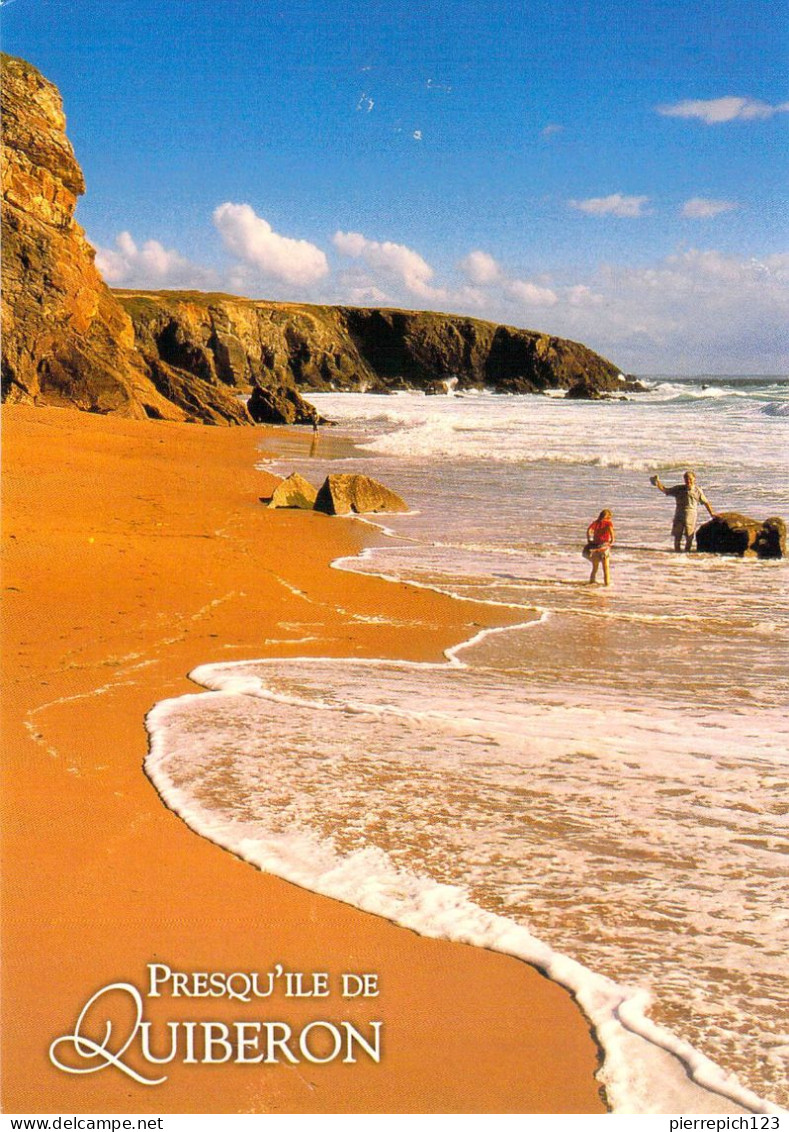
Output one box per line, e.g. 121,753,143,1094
120,291,320,425
0,54,252,424
266,473,319,510
314,474,410,516
696,513,786,559
1,54,163,418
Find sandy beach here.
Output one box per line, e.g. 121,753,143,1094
1,404,605,1114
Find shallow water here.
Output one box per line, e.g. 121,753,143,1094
146,379,788,1113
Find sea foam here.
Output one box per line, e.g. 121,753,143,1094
145,648,784,1115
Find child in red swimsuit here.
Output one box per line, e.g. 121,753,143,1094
586,509,615,585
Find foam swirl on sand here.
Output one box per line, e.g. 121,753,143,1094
145,645,784,1116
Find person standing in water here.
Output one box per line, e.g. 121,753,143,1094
650,470,716,552
585,508,615,585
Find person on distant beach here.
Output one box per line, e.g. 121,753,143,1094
584,509,615,585
650,470,716,552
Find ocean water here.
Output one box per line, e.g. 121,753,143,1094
146,377,789,1114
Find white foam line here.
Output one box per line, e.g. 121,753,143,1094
445,611,551,667
332,546,544,617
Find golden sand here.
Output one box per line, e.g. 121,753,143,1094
1,405,605,1113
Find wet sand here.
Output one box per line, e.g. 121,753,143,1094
1,404,605,1114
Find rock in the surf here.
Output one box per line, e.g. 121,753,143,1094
314,474,409,516
565,379,605,400
267,472,318,510
247,382,320,425
696,512,786,559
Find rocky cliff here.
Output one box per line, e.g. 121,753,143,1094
2,52,631,427
117,289,632,413
0,54,252,424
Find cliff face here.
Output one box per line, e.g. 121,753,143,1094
0,54,251,424
2,52,628,427
116,290,628,408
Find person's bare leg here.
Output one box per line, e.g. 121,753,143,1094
603,552,611,586
685,534,693,552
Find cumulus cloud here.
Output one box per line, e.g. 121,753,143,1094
459,250,501,285
346,284,391,304
459,251,556,305
680,197,738,219
569,194,650,218
506,278,558,306
332,230,445,299
566,284,604,307
657,96,789,124
213,202,329,287
95,231,216,288
547,248,789,371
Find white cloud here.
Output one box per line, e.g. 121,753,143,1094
460,252,557,306
549,248,789,371
680,197,738,219
213,202,329,287
459,250,501,285
570,194,650,218
346,285,390,304
332,230,445,299
413,130,423,141
506,278,558,306
657,96,789,124
95,231,216,288
541,123,564,139
566,284,603,307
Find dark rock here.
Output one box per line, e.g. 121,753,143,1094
566,380,603,400
267,473,318,510
696,512,786,559
247,383,319,425
314,474,409,516
622,375,651,392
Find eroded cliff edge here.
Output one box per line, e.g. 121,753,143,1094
2,53,632,426
117,290,633,423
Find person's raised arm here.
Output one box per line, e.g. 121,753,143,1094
650,475,669,494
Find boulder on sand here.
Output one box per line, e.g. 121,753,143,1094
266,472,318,510
696,512,786,559
314,474,409,516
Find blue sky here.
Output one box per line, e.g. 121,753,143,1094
3,0,787,372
